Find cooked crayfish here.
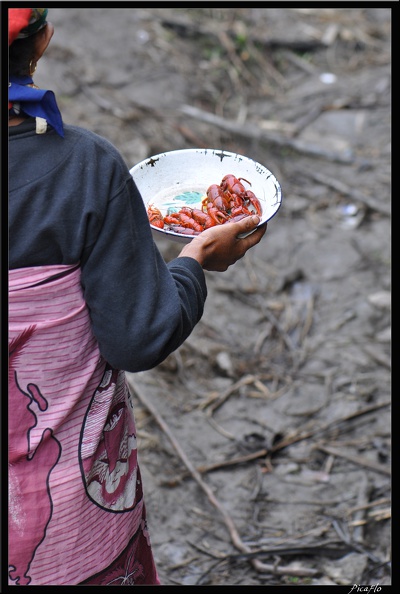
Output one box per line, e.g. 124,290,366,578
147,204,164,229
146,174,262,235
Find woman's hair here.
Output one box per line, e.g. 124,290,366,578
9,34,38,77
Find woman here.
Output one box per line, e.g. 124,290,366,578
8,8,267,586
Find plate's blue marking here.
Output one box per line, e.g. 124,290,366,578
174,191,204,204
163,191,204,214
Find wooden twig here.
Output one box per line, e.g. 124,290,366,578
179,104,357,164
216,29,259,89
367,508,391,521
213,286,297,355
227,541,353,561
272,399,391,451
362,345,391,370
196,448,269,474
347,497,391,515
160,17,328,53
245,37,288,90
316,444,391,476
128,376,318,577
281,48,319,75
351,473,370,543
174,123,209,148
299,295,315,344
80,83,158,121
188,399,391,476
128,376,245,551
331,519,384,565
298,167,391,216
200,374,258,415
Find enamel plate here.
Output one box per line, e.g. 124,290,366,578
130,148,282,243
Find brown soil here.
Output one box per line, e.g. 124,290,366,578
37,7,391,586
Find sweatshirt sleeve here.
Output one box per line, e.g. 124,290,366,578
80,171,207,373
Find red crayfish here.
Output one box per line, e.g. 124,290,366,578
147,174,262,235
147,204,165,229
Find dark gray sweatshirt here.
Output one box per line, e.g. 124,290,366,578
9,120,207,372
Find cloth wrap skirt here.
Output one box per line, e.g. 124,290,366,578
8,264,160,585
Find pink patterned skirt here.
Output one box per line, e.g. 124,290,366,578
8,264,160,585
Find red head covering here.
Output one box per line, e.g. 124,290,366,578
8,7,63,137
8,9,32,46
9,8,48,46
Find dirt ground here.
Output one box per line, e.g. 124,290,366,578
36,7,391,587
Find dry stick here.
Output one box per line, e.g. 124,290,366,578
270,399,391,452
316,444,391,477
227,542,353,561
179,104,357,164
331,519,383,565
351,473,370,544
292,103,326,136
175,123,209,148
362,345,391,370
128,377,244,549
280,48,319,75
214,285,297,358
192,399,391,476
367,508,391,522
129,377,318,577
160,16,329,53
217,29,258,89
202,374,258,415
300,295,315,344
247,38,288,89
298,167,391,216
347,497,391,515
80,83,158,121
196,449,270,475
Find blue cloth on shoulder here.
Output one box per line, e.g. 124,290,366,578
9,75,64,137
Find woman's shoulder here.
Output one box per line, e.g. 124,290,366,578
63,124,131,181
64,124,123,157
10,120,127,170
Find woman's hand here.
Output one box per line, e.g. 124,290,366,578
178,215,267,271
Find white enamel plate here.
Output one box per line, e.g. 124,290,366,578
130,148,282,243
